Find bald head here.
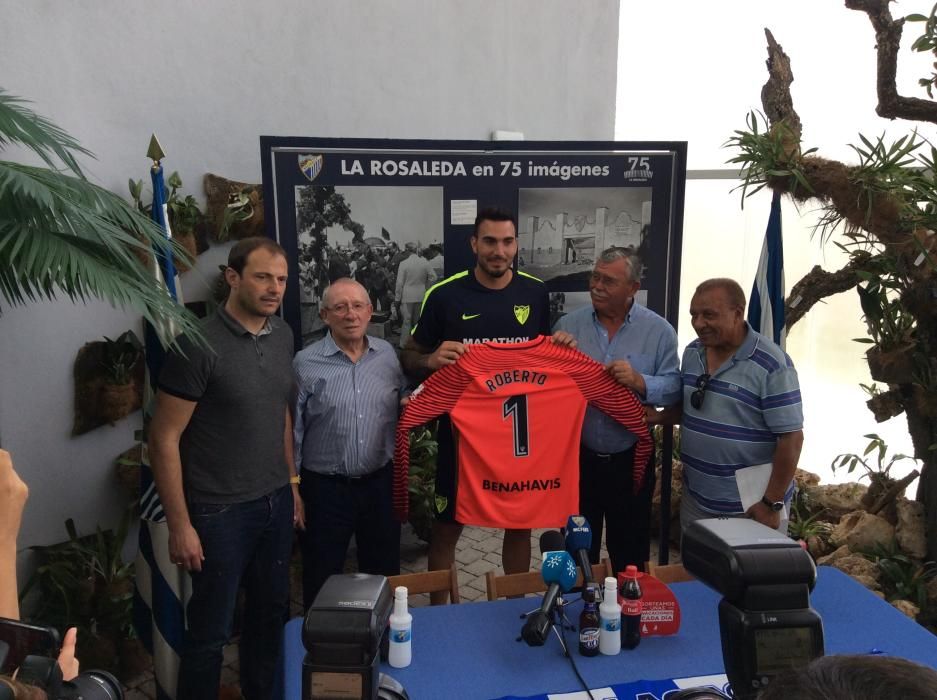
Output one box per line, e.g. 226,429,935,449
322,278,369,309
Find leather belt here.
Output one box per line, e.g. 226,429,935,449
581,447,631,462
305,463,389,484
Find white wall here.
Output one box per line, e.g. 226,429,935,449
0,0,620,551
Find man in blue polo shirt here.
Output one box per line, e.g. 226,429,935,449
679,278,804,533
554,247,680,574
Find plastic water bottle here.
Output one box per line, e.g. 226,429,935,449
388,585,412,668
621,565,643,650
598,576,621,655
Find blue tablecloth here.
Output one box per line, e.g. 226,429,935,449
279,566,937,699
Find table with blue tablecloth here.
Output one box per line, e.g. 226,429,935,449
279,566,937,699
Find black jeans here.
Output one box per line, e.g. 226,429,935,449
177,485,293,700
300,464,401,609
579,445,656,575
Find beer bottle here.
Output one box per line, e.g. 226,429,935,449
578,583,600,657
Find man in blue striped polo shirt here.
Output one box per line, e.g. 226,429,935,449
680,278,803,533
293,278,407,608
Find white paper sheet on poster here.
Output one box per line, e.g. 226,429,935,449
450,199,477,225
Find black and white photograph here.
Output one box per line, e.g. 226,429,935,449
518,187,652,293
293,184,444,346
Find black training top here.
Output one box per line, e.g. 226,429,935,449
412,269,551,348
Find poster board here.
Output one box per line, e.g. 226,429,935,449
260,137,687,348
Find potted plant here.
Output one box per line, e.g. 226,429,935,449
218,188,255,241
129,171,205,271
20,510,149,679
114,442,144,499
98,330,142,424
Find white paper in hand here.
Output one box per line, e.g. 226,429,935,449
735,463,774,512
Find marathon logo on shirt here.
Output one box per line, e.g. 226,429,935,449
483,369,548,393
482,478,561,492
463,336,531,345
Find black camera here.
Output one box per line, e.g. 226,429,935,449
0,618,123,700
682,518,824,700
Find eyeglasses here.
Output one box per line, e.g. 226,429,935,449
326,302,369,314
589,271,624,288
690,373,712,410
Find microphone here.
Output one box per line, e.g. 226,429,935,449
520,549,578,646
565,515,595,586
539,529,566,557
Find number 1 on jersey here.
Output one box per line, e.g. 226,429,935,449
502,394,530,457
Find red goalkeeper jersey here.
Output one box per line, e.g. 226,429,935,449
394,336,651,528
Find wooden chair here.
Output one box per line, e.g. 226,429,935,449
485,559,613,601
388,564,461,603
647,562,694,584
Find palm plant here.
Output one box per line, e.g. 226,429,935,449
0,88,200,344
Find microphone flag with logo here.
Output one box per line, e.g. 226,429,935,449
521,549,578,646
566,515,594,584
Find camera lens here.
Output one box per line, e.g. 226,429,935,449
64,670,123,700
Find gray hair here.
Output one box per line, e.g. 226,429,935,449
597,246,643,283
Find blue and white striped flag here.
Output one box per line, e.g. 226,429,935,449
133,162,189,700
748,191,786,349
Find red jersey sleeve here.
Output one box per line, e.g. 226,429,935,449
394,362,472,522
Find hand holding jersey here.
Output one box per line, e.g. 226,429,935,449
426,340,467,369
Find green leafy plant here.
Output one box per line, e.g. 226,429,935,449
129,170,204,235
0,88,200,344
724,110,817,204
100,330,142,385
787,495,829,542
831,433,917,481
862,541,937,610
20,510,137,673
907,3,937,97
407,423,438,543
218,188,254,242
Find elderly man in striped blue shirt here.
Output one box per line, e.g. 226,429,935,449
293,278,407,608
680,278,804,534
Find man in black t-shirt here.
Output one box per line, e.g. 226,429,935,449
150,238,302,700
401,208,574,603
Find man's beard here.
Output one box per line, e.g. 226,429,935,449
479,258,510,278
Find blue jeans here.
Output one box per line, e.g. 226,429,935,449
177,485,293,700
